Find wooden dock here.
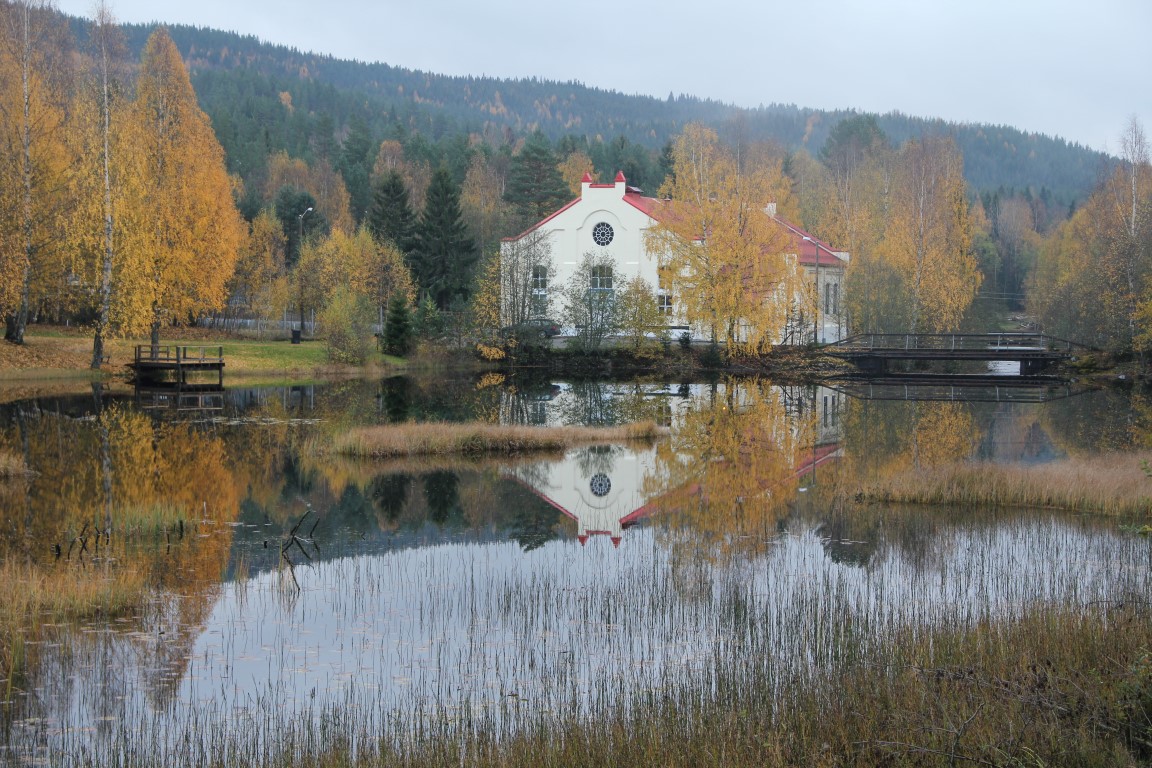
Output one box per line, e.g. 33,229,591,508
129,345,225,385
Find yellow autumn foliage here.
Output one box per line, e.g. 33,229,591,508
114,29,245,338
646,124,797,354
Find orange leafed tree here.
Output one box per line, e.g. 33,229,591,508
645,124,795,353
0,0,74,343
115,28,245,343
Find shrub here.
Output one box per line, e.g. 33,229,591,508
320,287,375,364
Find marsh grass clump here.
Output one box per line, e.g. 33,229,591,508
116,501,196,533
855,451,1152,516
330,421,663,458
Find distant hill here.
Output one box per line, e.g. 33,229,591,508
70,18,1111,207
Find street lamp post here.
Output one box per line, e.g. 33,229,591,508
297,206,313,255
297,207,313,335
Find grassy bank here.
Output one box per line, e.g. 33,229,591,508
853,451,1152,516
1,329,330,377
330,420,662,458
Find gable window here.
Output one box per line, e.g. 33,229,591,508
592,222,614,247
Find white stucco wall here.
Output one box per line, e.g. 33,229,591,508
500,173,850,343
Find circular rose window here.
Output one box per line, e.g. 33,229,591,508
592,222,614,247
590,473,612,497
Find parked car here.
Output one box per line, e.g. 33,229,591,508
500,318,561,340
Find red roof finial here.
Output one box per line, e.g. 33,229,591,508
578,534,589,546
611,536,621,548
581,172,593,184
614,171,626,183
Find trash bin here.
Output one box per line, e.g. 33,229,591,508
291,329,301,344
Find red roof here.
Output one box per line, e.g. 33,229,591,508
772,216,845,267
502,172,846,268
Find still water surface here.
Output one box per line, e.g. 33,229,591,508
0,376,1147,763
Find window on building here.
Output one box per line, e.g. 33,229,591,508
833,283,839,316
531,265,548,316
824,283,832,316
589,265,613,292
658,292,673,315
531,265,548,292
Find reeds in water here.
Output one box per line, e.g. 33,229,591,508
855,451,1152,516
330,420,662,458
0,558,148,691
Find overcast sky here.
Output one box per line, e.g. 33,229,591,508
54,0,1151,155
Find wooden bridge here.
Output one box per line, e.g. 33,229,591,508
824,333,1087,376
129,345,225,385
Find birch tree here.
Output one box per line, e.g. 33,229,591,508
645,124,793,353
78,1,121,367
0,0,73,343
498,227,554,326
818,116,892,334
878,135,980,333
117,28,245,344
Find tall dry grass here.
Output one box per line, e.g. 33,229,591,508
855,451,1152,516
330,420,662,458
74,603,1146,767
0,449,31,479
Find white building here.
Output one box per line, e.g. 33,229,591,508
500,171,851,344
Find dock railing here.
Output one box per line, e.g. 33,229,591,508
134,345,224,364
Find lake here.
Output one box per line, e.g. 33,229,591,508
0,376,1148,765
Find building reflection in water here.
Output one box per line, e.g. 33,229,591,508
500,381,846,546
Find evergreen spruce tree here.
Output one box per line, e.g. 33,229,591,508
413,168,475,309
338,114,374,225
504,131,570,225
368,170,417,254
383,293,413,357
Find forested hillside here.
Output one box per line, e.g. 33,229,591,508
4,4,1142,364
71,20,1109,208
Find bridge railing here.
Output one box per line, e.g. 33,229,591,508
830,333,1079,352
